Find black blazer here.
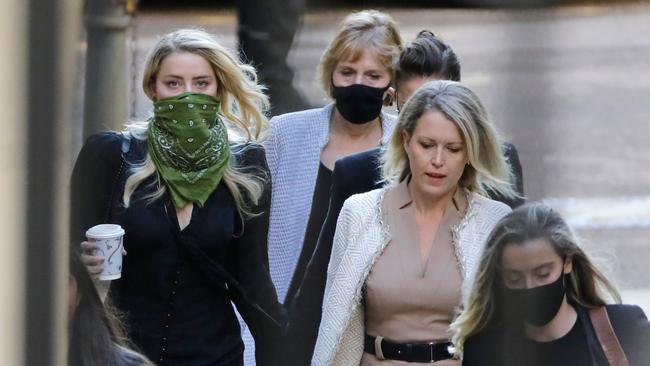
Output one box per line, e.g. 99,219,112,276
71,132,286,366
283,142,525,365
463,304,650,366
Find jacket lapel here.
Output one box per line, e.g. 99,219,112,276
320,189,390,364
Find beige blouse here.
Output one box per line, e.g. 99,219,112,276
361,179,466,366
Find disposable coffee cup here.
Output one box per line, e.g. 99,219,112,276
86,224,125,280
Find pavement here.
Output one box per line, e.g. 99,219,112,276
73,2,650,313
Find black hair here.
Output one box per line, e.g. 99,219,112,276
395,30,461,86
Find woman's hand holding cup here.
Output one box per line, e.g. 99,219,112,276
83,224,126,280
80,240,105,277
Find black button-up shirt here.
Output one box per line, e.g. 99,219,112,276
71,132,286,366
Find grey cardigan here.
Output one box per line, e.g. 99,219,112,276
263,103,397,302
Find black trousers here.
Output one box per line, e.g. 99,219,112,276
237,0,308,115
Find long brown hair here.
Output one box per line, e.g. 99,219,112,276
68,250,153,366
452,203,621,353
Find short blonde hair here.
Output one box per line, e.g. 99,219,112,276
319,10,402,98
381,80,518,199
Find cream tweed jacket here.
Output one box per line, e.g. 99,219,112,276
312,187,511,366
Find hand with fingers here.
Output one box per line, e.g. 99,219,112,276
80,240,126,279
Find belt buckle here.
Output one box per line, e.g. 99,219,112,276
374,336,385,360
428,342,435,363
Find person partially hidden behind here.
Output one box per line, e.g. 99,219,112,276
69,249,153,366
284,30,525,365
453,204,650,365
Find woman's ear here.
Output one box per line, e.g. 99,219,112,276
402,129,411,152
383,87,395,106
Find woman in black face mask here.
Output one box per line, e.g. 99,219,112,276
452,204,650,366
262,9,402,320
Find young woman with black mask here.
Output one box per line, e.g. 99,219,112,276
241,11,402,358
453,204,650,366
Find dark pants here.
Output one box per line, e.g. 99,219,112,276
237,0,308,115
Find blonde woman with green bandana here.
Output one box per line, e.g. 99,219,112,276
71,29,286,366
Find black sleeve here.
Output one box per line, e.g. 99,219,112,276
280,160,351,365
282,149,382,365
462,331,508,366
228,144,287,366
297,150,379,309
487,142,525,209
462,334,489,366
608,304,650,365
504,142,525,204
462,337,480,366
70,132,123,247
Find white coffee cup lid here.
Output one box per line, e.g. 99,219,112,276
86,224,125,239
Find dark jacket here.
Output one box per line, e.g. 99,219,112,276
283,142,525,365
463,304,650,366
485,142,525,209
71,132,286,366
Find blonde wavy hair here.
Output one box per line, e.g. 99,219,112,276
381,80,517,199
319,10,402,98
123,28,270,217
451,203,621,354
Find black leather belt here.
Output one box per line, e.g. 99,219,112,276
364,334,455,363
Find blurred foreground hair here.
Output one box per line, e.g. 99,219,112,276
69,250,153,366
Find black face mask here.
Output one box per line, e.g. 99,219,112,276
502,273,567,327
332,83,389,124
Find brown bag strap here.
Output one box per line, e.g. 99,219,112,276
589,306,630,366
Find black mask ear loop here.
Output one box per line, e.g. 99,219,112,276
395,90,400,114
562,255,571,297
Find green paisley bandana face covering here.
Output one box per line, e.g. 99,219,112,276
148,92,230,209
